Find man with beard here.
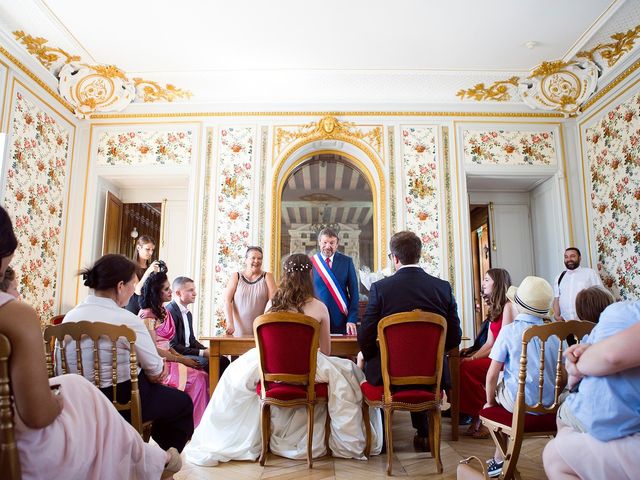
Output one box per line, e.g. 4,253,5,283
311,227,360,334
553,247,603,322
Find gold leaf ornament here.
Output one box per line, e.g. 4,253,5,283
133,78,193,102
456,77,520,102
13,30,80,75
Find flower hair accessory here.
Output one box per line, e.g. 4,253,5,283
284,262,312,273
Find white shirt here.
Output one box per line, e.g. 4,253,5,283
553,266,603,320
62,295,164,387
177,301,192,348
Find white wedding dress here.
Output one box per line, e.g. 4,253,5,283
184,348,383,466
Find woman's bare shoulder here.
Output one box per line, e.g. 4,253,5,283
304,298,329,319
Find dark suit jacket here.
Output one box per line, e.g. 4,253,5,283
166,300,206,356
312,251,360,334
357,266,462,385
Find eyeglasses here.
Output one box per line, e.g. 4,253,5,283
387,253,394,260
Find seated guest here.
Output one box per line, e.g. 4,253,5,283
460,268,517,439
167,276,210,369
0,265,21,300
543,301,640,480
575,286,614,324
184,254,382,466
483,276,562,478
64,253,194,453
358,231,461,452
0,206,180,479
139,271,209,426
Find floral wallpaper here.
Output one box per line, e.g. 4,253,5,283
4,90,70,322
585,90,640,300
211,126,255,333
401,126,441,276
463,129,556,166
96,129,193,166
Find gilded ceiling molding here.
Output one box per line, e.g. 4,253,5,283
457,23,640,117
274,115,383,158
455,76,520,102
12,30,192,118
576,25,640,68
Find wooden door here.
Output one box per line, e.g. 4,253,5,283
102,191,123,255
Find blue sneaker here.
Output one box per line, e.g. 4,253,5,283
487,458,503,478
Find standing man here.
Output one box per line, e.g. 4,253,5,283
553,247,603,322
311,227,360,334
167,276,209,369
358,231,462,451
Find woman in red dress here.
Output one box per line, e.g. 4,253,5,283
460,268,517,438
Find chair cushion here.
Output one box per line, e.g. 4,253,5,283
256,381,328,401
479,405,557,433
360,381,436,404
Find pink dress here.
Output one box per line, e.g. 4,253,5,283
0,291,166,480
140,307,209,427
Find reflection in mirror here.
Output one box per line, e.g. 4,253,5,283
280,154,373,291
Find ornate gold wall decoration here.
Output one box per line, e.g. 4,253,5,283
133,78,193,102
577,25,640,68
13,30,80,74
274,115,383,157
456,77,520,102
12,30,192,117
519,60,599,116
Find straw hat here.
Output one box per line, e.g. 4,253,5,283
506,276,553,319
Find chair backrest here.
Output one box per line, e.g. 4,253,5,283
42,321,144,435
254,312,320,400
512,320,595,427
0,334,20,479
50,314,65,325
378,310,447,403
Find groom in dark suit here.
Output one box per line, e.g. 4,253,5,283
167,276,209,369
358,231,462,450
312,227,360,334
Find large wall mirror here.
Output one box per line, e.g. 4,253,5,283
280,153,374,288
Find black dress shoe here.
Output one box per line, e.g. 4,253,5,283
413,435,430,452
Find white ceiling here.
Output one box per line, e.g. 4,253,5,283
0,0,636,106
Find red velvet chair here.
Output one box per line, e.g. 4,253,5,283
253,312,329,468
479,320,595,480
361,310,447,475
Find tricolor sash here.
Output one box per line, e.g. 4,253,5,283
311,253,348,316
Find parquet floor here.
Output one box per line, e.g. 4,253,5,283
175,412,549,479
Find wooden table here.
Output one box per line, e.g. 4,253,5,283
200,335,360,395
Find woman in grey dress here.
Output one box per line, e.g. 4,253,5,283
223,246,276,336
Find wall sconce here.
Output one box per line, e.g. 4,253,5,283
130,227,139,242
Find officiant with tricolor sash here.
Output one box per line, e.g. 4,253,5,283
311,227,360,335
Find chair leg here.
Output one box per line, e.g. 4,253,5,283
324,402,331,457
384,407,394,476
307,403,315,469
362,402,371,458
501,431,523,480
428,409,443,474
259,403,270,466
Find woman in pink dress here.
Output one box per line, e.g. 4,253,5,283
0,206,180,479
140,271,209,427
459,268,517,438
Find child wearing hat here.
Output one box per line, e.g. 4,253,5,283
482,276,563,477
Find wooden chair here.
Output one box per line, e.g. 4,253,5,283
253,312,330,468
361,310,447,475
447,345,460,440
50,314,65,325
43,321,148,438
479,320,595,480
0,334,21,480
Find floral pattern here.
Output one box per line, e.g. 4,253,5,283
401,126,441,276
212,127,255,333
585,91,640,300
463,129,556,165
96,129,193,165
4,91,70,322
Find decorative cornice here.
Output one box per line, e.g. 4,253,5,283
89,110,564,119
12,30,192,118
581,56,640,112
457,23,640,116
456,77,520,102
0,45,75,114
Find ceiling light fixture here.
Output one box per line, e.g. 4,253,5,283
525,41,537,49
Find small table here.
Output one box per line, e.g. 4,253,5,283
200,334,360,396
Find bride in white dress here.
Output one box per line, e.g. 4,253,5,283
185,254,382,466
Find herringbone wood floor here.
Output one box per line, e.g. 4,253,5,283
175,412,549,479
